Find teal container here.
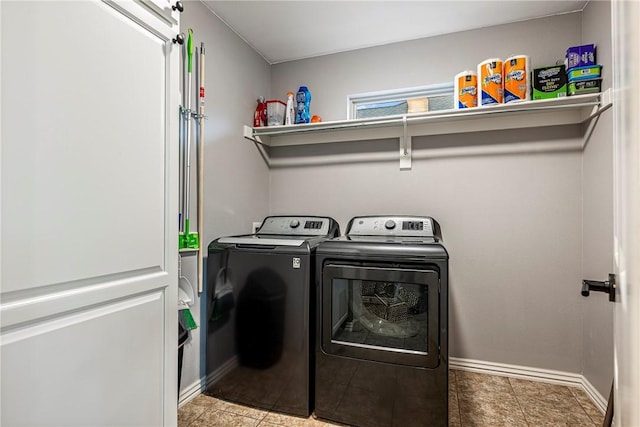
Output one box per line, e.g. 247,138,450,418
295,86,311,124
567,65,602,82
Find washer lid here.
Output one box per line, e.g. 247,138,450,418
217,235,305,247
257,215,339,237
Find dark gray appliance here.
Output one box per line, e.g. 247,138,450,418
315,216,449,427
205,216,339,417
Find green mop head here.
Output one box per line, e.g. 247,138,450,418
179,219,199,250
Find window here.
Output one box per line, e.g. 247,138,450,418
347,82,455,120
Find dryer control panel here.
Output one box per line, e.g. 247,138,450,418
257,216,338,236
346,216,439,238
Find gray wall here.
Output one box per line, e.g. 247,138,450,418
269,13,587,373
581,0,614,398
179,1,271,398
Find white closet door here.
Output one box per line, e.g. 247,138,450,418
612,0,640,425
1,1,179,425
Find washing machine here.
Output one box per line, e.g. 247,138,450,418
314,215,449,427
205,215,339,417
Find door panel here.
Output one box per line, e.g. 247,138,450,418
1,292,165,427
2,1,166,292
0,1,179,425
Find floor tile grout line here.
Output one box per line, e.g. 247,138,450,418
507,376,531,426
453,369,463,427
184,405,212,427
510,377,600,426
563,386,595,421
569,386,603,426
215,402,270,422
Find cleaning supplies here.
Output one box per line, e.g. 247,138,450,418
454,71,478,109
566,44,597,69
178,258,198,330
266,100,286,126
295,86,311,124
180,28,199,250
180,306,198,330
478,58,504,106
503,55,530,103
532,65,568,99
285,91,295,125
567,65,602,82
254,96,267,127
568,79,602,95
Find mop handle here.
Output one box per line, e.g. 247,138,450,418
184,29,194,233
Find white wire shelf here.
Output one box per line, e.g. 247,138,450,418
243,90,612,170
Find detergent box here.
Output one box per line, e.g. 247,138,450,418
532,65,567,100
568,79,602,96
566,44,596,70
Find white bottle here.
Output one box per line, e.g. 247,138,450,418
285,91,295,125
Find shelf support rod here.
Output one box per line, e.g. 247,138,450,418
400,114,412,170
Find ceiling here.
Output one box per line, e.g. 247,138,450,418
201,1,589,64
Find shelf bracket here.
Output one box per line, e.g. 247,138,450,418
400,115,412,170
243,124,265,145
584,88,613,122
581,89,614,150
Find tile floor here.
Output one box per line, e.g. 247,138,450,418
178,369,605,427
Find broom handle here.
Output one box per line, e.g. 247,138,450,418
197,42,205,293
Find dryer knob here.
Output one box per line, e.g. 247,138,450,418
385,220,396,230
290,220,300,228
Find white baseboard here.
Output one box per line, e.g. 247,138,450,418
178,379,204,408
450,357,606,414
178,356,239,408
581,375,609,413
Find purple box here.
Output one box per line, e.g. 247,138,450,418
566,44,597,69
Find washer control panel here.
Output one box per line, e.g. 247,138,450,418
347,216,436,237
257,216,335,236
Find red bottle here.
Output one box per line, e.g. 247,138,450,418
254,96,267,127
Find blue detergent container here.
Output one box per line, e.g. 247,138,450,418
295,86,311,124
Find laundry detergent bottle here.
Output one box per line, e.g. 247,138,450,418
295,86,311,124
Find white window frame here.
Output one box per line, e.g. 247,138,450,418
346,82,454,120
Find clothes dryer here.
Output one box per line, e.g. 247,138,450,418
206,216,339,417
315,216,448,427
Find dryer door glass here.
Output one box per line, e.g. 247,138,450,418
322,264,440,368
